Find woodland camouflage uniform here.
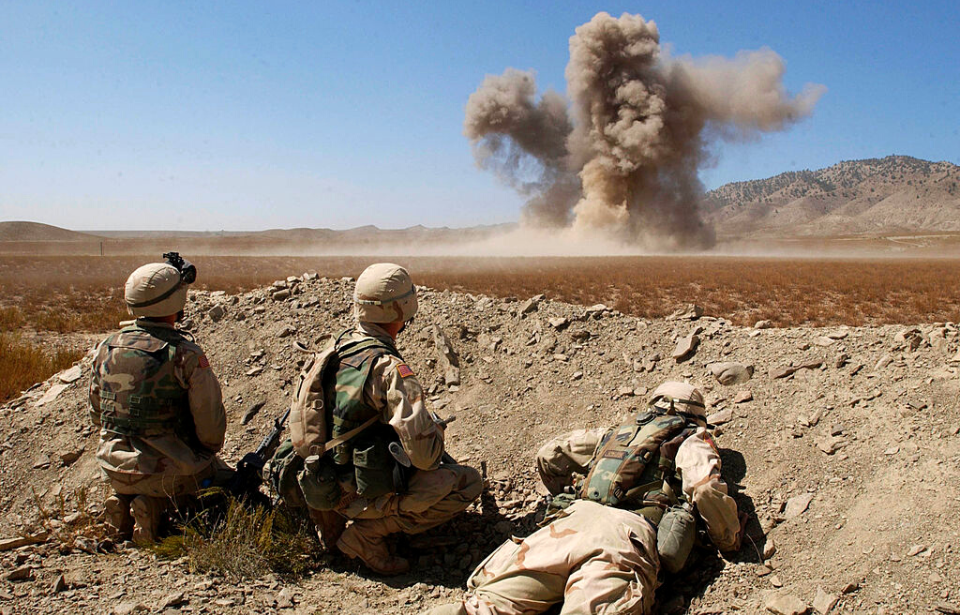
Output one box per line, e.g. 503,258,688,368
89,321,227,496
280,264,482,575
88,259,230,542
322,324,481,556
428,382,742,615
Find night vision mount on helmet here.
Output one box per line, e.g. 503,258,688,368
124,252,197,318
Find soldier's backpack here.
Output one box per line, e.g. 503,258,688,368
289,343,337,460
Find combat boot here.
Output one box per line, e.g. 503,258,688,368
130,496,164,543
308,508,347,551
104,494,134,541
337,518,410,575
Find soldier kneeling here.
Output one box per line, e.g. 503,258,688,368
89,255,231,543
271,263,482,575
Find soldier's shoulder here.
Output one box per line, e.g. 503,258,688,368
373,353,418,381
175,336,204,355
174,337,212,368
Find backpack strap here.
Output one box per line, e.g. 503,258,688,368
319,414,379,454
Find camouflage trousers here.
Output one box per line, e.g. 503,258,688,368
426,500,659,615
335,463,482,534
104,456,233,499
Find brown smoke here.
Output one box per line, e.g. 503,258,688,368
464,12,825,250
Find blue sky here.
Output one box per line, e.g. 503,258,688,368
1,1,957,231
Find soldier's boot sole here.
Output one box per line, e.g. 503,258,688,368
336,525,410,576
104,494,134,541
130,496,163,544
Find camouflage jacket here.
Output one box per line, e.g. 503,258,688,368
89,320,226,477
345,323,444,471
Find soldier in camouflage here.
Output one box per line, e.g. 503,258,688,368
428,381,746,615
89,259,229,543
280,263,482,576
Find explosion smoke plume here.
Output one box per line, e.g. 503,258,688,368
464,12,825,250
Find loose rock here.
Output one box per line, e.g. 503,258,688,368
812,587,838,614
708,362,754,385
666,304,703,321
766,594,808,615
672,333,700,362
783,492,814,519
58,365,83,383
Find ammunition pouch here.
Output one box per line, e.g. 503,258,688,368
352,431,398,499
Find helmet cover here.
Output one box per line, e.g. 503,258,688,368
124,263,188,318
649,381,707,421
353,263,418,323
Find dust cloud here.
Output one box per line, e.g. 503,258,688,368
465,11,825,251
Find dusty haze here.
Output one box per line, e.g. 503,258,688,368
465,11,825,251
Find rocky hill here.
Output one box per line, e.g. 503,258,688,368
0,222,102,242
702,155,960,238
2,274,959,613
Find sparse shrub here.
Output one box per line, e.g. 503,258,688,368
0,333,83,402
31,485,112,551
154,498,318,580
0,306,25,330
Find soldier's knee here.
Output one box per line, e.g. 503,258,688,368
456,465,483,500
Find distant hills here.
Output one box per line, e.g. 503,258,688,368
3,155,959,247
0,221,102,242
702,155,960,238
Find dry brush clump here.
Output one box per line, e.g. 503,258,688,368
154,498,318,580
30,486,114,554
0,333,83,402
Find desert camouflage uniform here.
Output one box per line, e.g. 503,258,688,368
428,426,740,615
325,322,482,534
89,320,228,498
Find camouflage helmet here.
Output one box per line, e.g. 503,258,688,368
649,381,707,422
124,263,188,318
353,263,418,323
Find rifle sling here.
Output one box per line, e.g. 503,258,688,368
320,414,380,454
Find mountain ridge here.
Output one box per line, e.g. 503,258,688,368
702,155,960,237
3,155,958,243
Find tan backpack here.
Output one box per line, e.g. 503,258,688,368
289,345,337,459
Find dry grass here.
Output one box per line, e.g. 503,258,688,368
153,498,318,580
0,333,83,402
2,255,960,332
31,486,112,552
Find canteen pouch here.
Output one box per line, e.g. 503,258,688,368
352,435,397,499
297,455,343,511
657,505,697,574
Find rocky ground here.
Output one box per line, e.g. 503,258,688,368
2,273,960,614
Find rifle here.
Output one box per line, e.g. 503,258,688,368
228,408,290,504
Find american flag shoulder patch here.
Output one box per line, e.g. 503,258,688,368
396,363,414,378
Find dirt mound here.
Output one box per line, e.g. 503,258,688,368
2,274,959,613
0,221,102,242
